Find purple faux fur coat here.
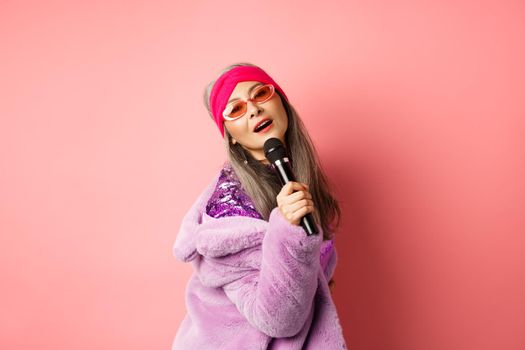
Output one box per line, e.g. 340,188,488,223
171,170,347,349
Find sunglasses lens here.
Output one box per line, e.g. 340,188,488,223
253,85,274,102
223,85,274,120
224,101,246,120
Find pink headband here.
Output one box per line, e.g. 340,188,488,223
209,65,288,137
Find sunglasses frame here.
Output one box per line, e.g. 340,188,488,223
222,83,275,121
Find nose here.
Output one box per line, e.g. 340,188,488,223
247,100,263,118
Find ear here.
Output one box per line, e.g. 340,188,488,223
231,138,237,145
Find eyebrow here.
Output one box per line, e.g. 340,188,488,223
227,83,263,104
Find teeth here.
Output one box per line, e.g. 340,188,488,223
255,120,272,132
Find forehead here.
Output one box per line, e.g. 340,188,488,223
229,81,262,97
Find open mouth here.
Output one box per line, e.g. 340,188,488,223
253,119,273,133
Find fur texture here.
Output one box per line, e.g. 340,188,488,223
171,171,347,349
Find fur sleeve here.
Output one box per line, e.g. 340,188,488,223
221,206,323,338
323,244,338,282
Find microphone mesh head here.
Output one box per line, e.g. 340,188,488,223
264,138,287,163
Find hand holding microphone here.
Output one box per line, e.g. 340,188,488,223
264,137,319,235
276,181,316,227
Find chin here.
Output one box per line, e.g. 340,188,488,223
261,131,280,142
253,126,284,145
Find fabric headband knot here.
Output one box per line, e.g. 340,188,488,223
209,65,288,138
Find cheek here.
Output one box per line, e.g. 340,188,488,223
225,121,250,140
271,105,287,124
269,99,286,118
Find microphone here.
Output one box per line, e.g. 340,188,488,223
263,138,318,236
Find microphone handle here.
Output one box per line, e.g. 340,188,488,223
272,158,318,236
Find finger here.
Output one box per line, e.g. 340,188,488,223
280,181,304,196
291,205,314,222
280,182,293,196
288,189,312,202
288,198,313,213
277,182,292,202
282,190,312,208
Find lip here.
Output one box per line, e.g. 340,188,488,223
257,121,273,134
253,117,272,132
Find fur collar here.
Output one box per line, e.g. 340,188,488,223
173,171,270,262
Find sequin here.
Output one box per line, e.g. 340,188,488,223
205,162,270,220
205,161,334,260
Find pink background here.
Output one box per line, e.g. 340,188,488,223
1,1,524,349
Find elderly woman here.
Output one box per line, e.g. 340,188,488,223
172,63,347,349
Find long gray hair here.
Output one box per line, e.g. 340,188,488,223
203,62,341,240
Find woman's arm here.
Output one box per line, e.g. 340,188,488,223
221,206,323,338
